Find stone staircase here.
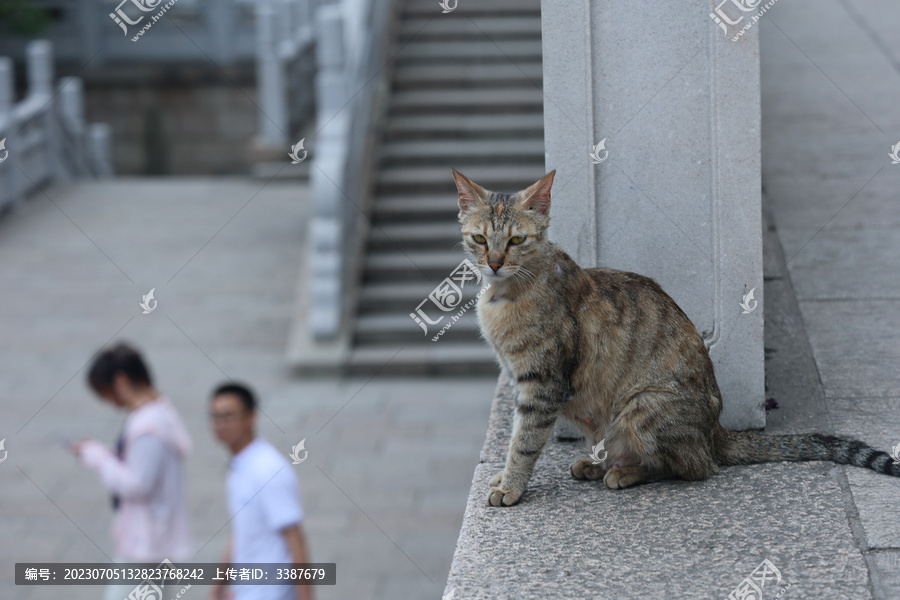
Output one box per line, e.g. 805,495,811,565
349,0,546,374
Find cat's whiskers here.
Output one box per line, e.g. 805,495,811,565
514,265,538,286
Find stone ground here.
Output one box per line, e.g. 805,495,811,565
0,177,496,600
761,0,900,594
447,0,900,598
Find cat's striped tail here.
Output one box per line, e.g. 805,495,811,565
714,427,900,477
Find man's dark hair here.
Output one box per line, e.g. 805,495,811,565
87,342,153,395
212,382,257,413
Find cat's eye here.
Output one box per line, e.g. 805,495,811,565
508,235,526,245
472,234,487,244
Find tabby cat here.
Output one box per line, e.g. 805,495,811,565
452,168,900,507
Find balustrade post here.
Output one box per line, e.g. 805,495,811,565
256,4,288,147
0,57,16,208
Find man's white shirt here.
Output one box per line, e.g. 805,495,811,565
227,437,304,600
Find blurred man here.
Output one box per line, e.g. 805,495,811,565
74,342,193,600
210,382,313,600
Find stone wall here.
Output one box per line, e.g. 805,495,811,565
72,62,262,175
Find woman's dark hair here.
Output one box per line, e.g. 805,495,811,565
87,342,153,395
212,382,257,413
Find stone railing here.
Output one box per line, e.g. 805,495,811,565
0,41,112,213
306,0,397,339
253,0,317,150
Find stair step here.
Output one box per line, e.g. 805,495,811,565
371,194,461,223
356,313,482,345
337,0,545,375
376,165,547,195
389,88,543,115
369,221,463,250
384,113,545,140
363,250,467,282
348,343,497,375
394,63,543,90
402,0,540,18
396,40,542,63
359,280,482,312
399,16,542,40
380,138,544,166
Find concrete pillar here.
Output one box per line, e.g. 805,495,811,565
307,4,348,339
89,123,114,178
0,57,16,209
540,0,764,430
255,4,287,146
58,77,85,136
26,40,53,98
0,57,12,119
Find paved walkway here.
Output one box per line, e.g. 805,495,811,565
0,178,497,600
762,0,900,595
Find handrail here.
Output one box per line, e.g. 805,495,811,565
306,0,398,341
254,0,316,149
0,41,113,213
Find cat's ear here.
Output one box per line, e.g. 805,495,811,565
520,170,556,214
452,169,488,212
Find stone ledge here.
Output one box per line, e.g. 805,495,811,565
446,374,870,599
444,202,878,599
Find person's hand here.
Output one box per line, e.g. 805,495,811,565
211,583,232,600
68,438,92,456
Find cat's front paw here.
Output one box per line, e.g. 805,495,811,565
570,457,606,480
604,466,644,489
489,470,504,487
486,485,523,507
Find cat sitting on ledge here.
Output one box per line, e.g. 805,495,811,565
452,167,900,508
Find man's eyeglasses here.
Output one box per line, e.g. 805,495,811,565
209,411,244,422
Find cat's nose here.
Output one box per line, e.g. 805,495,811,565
488,261,502,273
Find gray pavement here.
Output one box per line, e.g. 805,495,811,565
762,0,900,595
0,178,497,600
447,1,900,598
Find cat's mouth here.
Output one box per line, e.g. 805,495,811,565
482,266,513,281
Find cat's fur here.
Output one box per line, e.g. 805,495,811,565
452,168,900,507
